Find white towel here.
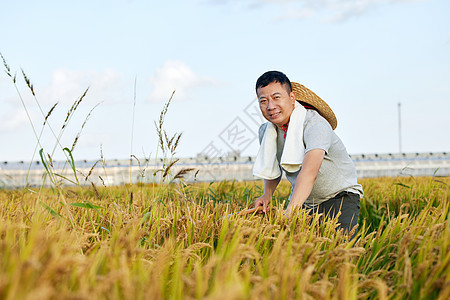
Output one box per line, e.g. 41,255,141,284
253,102,307,179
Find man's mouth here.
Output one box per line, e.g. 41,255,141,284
269,112,281,118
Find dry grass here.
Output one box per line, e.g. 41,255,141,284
0,176,448,299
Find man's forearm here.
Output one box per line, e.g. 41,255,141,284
288,169,316,209
263,176,281,197
287,149,325,212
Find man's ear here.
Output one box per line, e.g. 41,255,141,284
290,91,296,105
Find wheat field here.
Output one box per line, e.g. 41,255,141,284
0,176,448,300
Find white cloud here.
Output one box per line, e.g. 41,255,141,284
40,68,125,105
0,108,31,132
202,0,428,22
0,68,129,137
148,60,215,102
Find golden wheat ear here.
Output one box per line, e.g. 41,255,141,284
227,206,264,218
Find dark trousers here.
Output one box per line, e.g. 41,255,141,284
307,191,360,239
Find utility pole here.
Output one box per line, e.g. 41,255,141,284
398,102,402,154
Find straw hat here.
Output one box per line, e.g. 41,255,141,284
291,82,337,130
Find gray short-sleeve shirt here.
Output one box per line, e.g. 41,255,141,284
258,109,364,206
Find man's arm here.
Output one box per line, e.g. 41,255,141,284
286,149,325,214
254,176,281,213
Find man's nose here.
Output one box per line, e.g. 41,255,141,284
267,99,275,110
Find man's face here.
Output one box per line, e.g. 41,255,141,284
257,82,296,128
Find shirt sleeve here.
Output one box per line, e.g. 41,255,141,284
258,123,268,145
303,111,333,154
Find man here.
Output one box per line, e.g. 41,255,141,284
253,70,363,235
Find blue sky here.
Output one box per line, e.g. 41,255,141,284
1,0,449,162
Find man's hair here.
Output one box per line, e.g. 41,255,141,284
255,71,292,94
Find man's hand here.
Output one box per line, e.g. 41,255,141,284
254,176,281,214
254,194,271,213
285,201,301,216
